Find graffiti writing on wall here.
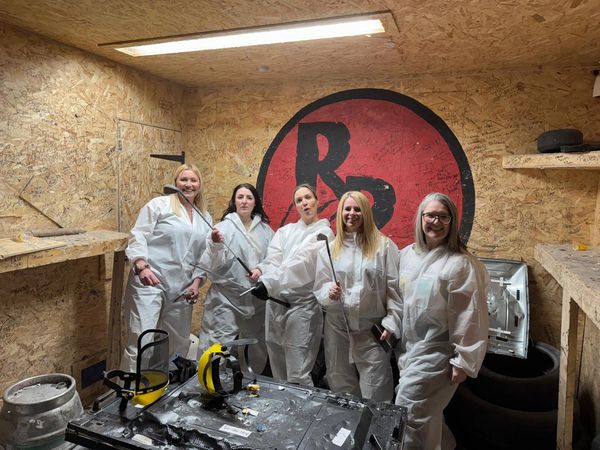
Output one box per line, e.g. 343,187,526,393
257,89,474,248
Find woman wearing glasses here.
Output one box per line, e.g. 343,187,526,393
395,192,489,450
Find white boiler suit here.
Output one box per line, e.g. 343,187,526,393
313,233,402,402
395,244,489,450
197,213,274,373
258,218,334,386
121,195,212,372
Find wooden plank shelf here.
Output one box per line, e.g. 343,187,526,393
535,244,600,326
0,229,129,371
0,229,128,273
535,243,600,450
502,152,600,170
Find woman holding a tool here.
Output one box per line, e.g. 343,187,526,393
196,183,274,374
313,191,401,402
250,183,334,386
121,163,214,372
395,192,489,450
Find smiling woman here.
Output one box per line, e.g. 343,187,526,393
196,183,274,374
420,201,453,250
174,169,201,219
395,192,490,450
313,190,402,402
120,163,213,372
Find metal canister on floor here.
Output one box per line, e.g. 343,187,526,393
0,373,84,449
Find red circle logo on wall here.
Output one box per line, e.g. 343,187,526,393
257,89,474,248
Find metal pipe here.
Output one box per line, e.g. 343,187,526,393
164,187,290,308
316,233,351,336
163,184,252,276
238,285,290,308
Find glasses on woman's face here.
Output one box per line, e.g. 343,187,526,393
422,212,452,225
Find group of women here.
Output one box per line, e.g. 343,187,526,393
121,162,489,450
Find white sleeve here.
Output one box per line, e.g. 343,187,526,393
380,239,403,339
256,228,285,275
198,222,228,274
191,212,213,282
312,246,336,306
448,255,490,378
260,240,320,297
312,228,340,305
125,199,159,262
312,227,341,305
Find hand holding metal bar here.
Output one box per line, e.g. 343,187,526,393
164,185,252,275
317,233,351,335
240,282,291,308
317,233,337,284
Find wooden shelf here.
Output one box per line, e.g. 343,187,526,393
535,243,600,450
0,229,128,273
0,229,129,371
502,152,600,170
535,244,600,327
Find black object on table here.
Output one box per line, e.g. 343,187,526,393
66,373,406,449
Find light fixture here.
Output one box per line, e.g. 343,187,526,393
101,16,385,57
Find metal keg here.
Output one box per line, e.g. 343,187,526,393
0,373,83,449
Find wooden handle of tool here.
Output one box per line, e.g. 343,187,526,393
29,228,86,237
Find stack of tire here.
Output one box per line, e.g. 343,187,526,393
445,341,590,450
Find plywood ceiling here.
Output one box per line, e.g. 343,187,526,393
0,0,599,87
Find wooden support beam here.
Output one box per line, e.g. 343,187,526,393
107,250,126,371
535,244,600,450
557,291,580,450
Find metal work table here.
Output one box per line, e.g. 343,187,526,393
66,373,406,449
535,243,600,450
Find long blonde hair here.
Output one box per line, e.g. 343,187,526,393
169,163,206,216
332,191,382,260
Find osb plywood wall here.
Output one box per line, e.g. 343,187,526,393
185,71,599,345
0,23,185,404
184,69,600,429
2,18,600,432
116,119,183,233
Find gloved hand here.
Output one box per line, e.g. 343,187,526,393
169,355,197,383
250,282,269,301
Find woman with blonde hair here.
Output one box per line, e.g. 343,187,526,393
314,191,402,401
121,163,214,371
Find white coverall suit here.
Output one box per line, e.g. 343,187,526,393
395,244,489,450
121,195,212,372
313,233,402,402
258,218,334,386
197,213,274,373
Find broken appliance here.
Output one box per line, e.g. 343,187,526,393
480,257,529,358
65,371,406,449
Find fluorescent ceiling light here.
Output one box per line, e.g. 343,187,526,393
108,18,385,57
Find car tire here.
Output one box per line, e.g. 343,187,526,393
537,129,583,153
470,341,559,411
448,383,556,450
591,433,600,450
446,382,588,450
